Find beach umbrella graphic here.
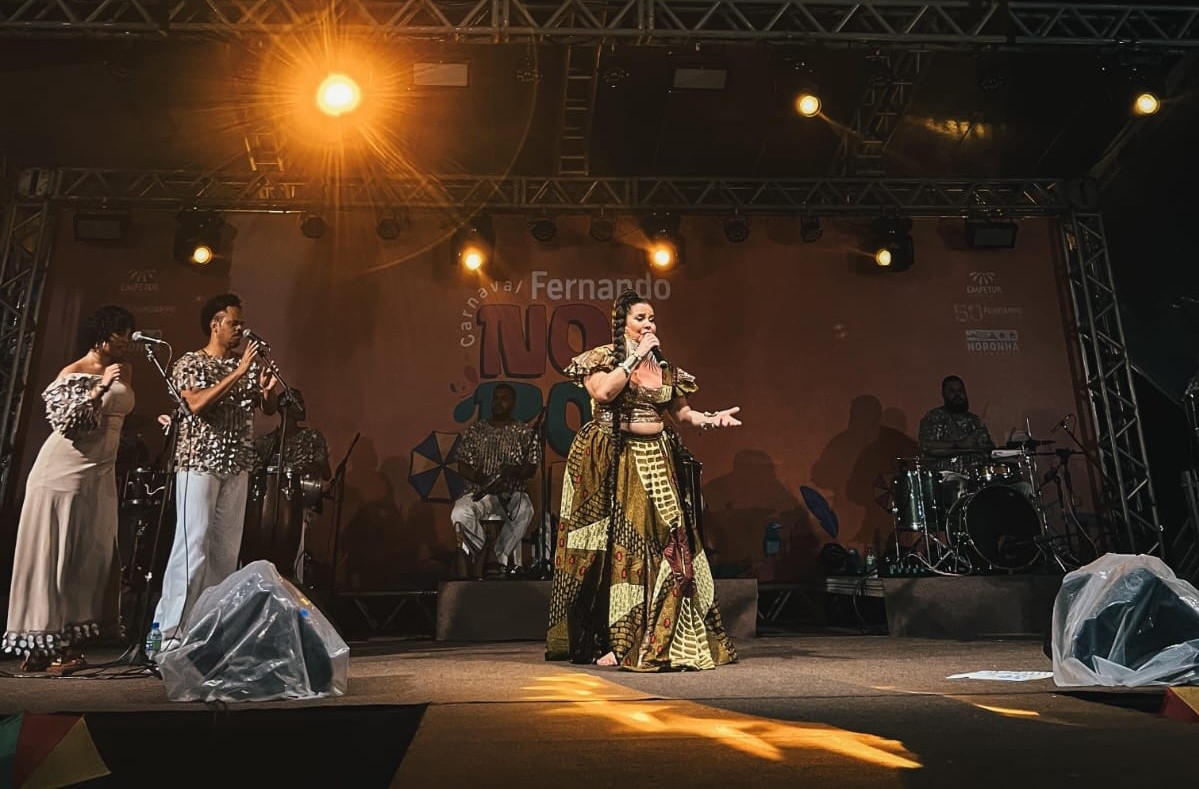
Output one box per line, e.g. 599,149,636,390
408,431,466,503
0,711,110,787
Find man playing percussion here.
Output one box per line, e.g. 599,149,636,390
252,388,331,585
918,375,994,467
451,383,541,579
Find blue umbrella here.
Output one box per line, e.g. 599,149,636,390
408,431,466,503
800,485,839,539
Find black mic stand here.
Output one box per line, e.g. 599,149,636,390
327,432,361,595
530,411,554,580
255,343,297,582
85,341,190,677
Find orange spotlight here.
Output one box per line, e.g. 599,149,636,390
316,73,362,117
649,240,677,270
795,93,822,117
461,246,486,271
190,245,214,266
874,248,893,268
1133,91,1160,116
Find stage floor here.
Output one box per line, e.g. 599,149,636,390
0,632,1192,787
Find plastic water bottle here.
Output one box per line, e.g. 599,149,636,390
145,622,162,657
864,546,877,574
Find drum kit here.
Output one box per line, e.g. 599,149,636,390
888,439,1057,575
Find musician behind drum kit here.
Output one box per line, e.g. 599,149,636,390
450,383,542,580
918,375,996,506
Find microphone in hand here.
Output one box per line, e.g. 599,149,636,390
648,346,668,369
131,331,168,346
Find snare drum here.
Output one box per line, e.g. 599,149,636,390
970,462,1018,485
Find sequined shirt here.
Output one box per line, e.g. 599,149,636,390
456,419,541,497
564,344,698,426
253,426,329,475
42,374,106,440
172,351,264,476
918,406,995,471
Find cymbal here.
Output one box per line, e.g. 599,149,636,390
921,448,988,458
1005,439,1055,448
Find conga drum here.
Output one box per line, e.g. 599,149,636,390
240,466,305,579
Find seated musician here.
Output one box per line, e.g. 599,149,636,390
252,388,331,584
451,383,540,579
918,375,995,507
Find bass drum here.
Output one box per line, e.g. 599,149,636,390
947,484,1041,571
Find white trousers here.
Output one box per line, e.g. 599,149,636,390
153,470,248,641
451,492,533,568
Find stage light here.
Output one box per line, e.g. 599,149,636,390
649,237,678,269
1133,91,1160,116
173,211,224,267
870,216,914,272
300,215,328,239
316,73,362,117
641,212,683,270
191,245,214,266
723,215,750,243
800,216,823,243
589,215,614,242
455,214,494,272
529,217,557,243
795,93,821,117
965,219,1018,249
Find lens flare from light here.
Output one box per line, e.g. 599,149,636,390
1133,92,1160,116
462,247,485,271
191,245,214,266
316,73,362,117
650,243,676,269
874,248,893,267
795,93,822,117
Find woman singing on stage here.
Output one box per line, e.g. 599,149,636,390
546,288,741,671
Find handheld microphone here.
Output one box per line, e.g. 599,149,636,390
648,347,668,369
131,331,168,346
241,328,270,346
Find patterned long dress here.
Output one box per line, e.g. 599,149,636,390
3,374,134,659
545,345,737,671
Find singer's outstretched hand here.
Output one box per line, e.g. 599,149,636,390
708,406,742,430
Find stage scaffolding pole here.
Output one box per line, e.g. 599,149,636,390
0,187,58,509
1058,212,1163,558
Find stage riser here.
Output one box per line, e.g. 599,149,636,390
436,579,758,642
882,575,1063,639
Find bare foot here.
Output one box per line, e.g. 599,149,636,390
596,651,617,666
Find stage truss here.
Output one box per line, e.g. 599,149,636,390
0,168,1163,561
0,1,1197,46
1059,213,1163,557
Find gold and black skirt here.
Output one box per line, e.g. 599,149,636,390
545,421,737,671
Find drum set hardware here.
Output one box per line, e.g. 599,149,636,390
886,439,1055,576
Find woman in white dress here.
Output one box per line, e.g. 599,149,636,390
3,305,136,673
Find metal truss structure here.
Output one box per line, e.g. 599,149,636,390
1059,212,1163,558
36,168,1071,215
1,1,1197,46
0,198,55,507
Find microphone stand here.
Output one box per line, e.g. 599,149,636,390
89,340,190,676
255,342,297,581
327,432,360,594
531,411,554,580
